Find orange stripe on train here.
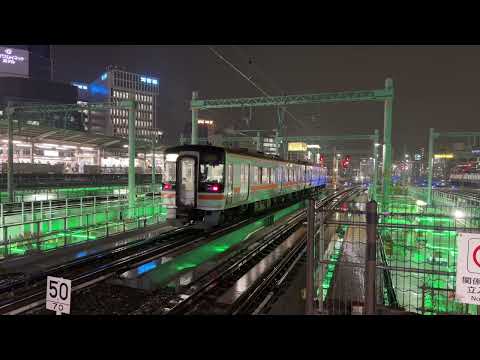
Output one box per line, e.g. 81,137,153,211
198,194,225,200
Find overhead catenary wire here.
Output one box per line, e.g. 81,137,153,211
207,46,305,129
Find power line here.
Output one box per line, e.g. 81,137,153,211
231,46,284,95
208,46,270,98
230,46,306,129
207,46,305,128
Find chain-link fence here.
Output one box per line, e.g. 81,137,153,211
309,192,480,315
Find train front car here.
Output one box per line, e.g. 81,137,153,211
162,145,226,223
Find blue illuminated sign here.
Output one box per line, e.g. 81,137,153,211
90,83,109,96
140,76,158,85
101,73,108,81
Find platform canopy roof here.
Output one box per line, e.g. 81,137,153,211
0,120,161,152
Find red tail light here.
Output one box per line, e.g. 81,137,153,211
163,183,172,190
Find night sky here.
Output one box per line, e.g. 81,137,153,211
53,45,480,156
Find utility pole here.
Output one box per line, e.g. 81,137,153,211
127,96,137,213
151,131,156,189
256,131,262,152
332,146,338,189
382,78,394,205
191,91,199,145
372,129,380,201
6,102,14,203
427,128,435,205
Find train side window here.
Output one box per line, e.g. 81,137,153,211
270,167,275,184
262,167,269,184
253,166,258,184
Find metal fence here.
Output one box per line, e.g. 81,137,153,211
308,193,480,315
0,192,166,259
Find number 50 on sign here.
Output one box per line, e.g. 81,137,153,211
46,276,72,315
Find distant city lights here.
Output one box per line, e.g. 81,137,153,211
198,119,214,126
73,83,88,90
434,153,454,159
140,76,158,85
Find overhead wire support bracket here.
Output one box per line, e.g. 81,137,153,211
191,88,393,110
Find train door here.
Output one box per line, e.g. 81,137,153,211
176,156,197,208
226,163,234,206
240,163,249,202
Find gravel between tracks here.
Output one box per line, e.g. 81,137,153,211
27,283,177,315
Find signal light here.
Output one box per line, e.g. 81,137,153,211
212,185,219,192
163,183,172,190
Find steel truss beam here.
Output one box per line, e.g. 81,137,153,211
9,102,130,113
191,89,393,110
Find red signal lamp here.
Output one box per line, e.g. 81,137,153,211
163,183,172,190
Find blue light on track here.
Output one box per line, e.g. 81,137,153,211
137,261,157,275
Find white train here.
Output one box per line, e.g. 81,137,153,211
161,145,328,224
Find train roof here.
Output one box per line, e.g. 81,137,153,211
164,144,321,167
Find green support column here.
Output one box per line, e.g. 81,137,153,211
427,127,435,205
276,107,286,159
332,146,337,189
6,102,14,203
382,78,394,204
128,98,137,212
191,91,199,145
372,129,380,201
151,132,156,189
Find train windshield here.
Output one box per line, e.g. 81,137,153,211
199,152,224,192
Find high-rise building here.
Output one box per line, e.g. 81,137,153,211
75,67,162,142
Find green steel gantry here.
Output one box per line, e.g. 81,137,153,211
3,100,139,210
190,79,393,200
426,128,480,205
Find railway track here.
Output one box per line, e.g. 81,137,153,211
161,187,361,315
0,197,310,315
0,225,205,315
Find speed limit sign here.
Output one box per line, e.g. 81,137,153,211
46,276,72,315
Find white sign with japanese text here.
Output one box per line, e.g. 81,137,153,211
455,233,480,305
